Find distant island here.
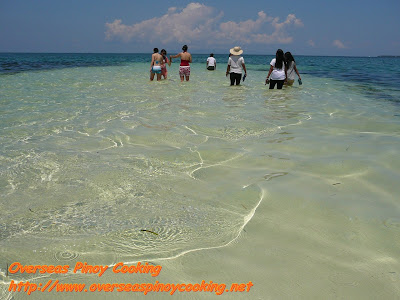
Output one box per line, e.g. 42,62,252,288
378,55,400,57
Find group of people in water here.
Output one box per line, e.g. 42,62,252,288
150,45,302,89
265,49,302,89
150,45,191,82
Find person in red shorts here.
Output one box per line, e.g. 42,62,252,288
170,45,192,82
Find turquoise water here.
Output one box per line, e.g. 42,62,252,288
1,53,400,299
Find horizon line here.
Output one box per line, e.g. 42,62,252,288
0,51,390,58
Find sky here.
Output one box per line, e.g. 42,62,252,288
1,0,400,56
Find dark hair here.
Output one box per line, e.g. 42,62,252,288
275,49,285,69
153,48,159,53
210,53,214,57
285,52,295,62
161,49,167,59
284,52,295,69
182,45,188,51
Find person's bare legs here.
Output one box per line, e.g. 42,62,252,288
150,72,155,81
157,73,161,81
180,76,184,82
185,76,190,81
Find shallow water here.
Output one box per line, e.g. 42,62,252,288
1,54,400,299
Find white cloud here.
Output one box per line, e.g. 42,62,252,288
216,11,302,45
105,3,220,45
105,3,303,47
271,14,304,31
333,39,346,49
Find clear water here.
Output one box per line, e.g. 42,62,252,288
1,53,400,299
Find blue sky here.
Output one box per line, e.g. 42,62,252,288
1,0,399,56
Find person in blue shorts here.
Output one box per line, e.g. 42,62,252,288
150,48,163,81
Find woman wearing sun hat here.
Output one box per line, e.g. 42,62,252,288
226,46,247,85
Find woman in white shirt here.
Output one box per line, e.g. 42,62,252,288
284,52,301,86
265,49,287,89
226,46,247,86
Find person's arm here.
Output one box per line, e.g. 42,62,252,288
294,64,301,80
170,53,181,63
189,54,192,63
265,65,273,84
226,58,231,76
215,59,216,69
284,65,288,83
241,58,247,75
206,58,209,68
150,54,155,71
166,57,171,66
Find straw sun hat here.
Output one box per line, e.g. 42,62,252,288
230,46,243,55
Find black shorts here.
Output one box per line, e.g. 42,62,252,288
207,66,215,70
269,79,285,89
230,72,242,85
